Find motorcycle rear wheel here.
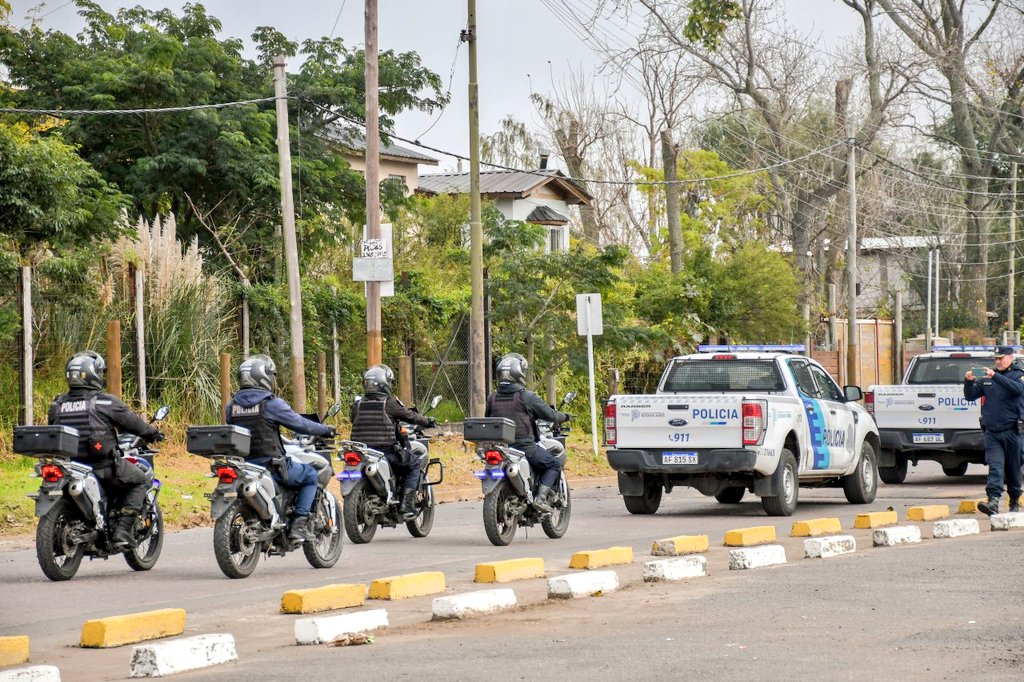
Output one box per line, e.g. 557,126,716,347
406,484,435,538
303,490,344,569
342,479,380,544
541,476,572,539
36,498,85,582
483,480,519,546
213,500,265,579
124,503,164,571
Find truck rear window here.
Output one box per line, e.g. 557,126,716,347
906,357,985,384
661,360,786,392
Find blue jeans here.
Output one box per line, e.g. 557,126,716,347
984,429,1023,501
518,442,561,488
255,456,318,517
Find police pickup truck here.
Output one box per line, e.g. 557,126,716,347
866,345,1006,483
603,345,879,516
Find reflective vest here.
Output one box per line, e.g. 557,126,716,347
228,397,283,458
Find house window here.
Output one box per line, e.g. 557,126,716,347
548,226,566,253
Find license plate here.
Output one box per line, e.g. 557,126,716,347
912,433,944,444
662,452,698,464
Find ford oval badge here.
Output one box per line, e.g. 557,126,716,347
918,404,935,411
668,419,688,427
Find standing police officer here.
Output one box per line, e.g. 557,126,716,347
226,355,335,542
964,345,1024,515
485,353,570,514
48,351,163,549
350,364,436,520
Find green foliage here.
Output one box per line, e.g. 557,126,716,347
684,0,742,50
709,242,805,342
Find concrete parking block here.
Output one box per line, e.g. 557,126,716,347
294,609,389,645
80,609,186,648
280,584,365,614
474,558,545,583
872,525,922,546
643,556,709,582
0,666,60,682
906,505,950,522
724,525,776,546
957,499,985,514
368,572,445,600
568,547,633,569
854,511,898,529
803,535,856,559
128,634,236,678
990,512,1024,530
547,570,619,599
432,589,517,620
728,545,786,570
791,518,842,537
933,518,980,538
651,535,709,556
0,637,29,667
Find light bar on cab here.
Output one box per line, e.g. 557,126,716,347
697,344,806,353
931,345,1007,352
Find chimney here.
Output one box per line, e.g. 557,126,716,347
539,148,550,170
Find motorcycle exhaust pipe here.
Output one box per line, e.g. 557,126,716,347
363,463,390,497
68,480,84,497
505,465,527,496
240,481,259,499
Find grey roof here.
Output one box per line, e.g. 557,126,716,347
525,205,568,224
320,123,438,165
417,169,592,204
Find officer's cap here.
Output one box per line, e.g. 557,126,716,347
993,345,1016,357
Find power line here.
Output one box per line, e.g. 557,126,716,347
0,97,278,116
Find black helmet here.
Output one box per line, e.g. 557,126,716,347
238,354,277,391
363,364,394,395
66,351,105,390
496,352,527,384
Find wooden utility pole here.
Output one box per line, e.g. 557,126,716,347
1010,161,1017,333
18,266,32,425
107,320,122,399
845,117,859,386
273,56,307,411
466,0,485,416
894,292,903,382
134,267,148,411
220,353,231,419
364,0,383,367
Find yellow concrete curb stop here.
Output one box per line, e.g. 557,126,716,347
853,510,898,529
281,583,366,614
957,499,985,514
651,535,709,556
723,525,776,546
368,572,446,600
790,518,842,537
475,558,545,583
906,504,950,521
569,546,633,569
80,608,186,648
0,636,30,667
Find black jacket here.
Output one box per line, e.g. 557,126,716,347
48,388,159,463
485,381,568,446
964,366,1024,432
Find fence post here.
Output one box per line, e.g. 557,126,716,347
134,267,148,411
317,351,327,418
18,266,33,425
398,356,414,406
220,353,231,420
607,368,620,396
107,319,122,399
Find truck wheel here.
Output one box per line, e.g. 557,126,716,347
843,441,878,504
942,462,969,477
762,449,798,516
878,453,907,484
623,476,662,514
714,487,745,504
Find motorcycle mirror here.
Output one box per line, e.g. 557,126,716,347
153,405,170,421
326,403,342,417
430,395,442,410
562,392,577,405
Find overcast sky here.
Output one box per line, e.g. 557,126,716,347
7,0,855,172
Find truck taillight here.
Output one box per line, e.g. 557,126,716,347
742,400,767,446
604,402,617,446
865,391,874,416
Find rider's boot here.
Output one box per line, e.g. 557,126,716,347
288,514,313,542
399,488,418,520
532,485,554,514
111,508,139,549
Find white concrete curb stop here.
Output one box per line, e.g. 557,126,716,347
643,556,709,582
933,518,980,538
294,609,389,645
547,570,619,599
990,512,1024,531
728,544,786,570
0,666,61,682
432,589,517,620
129,634,236,678
803,535,856,559
872,525,922,547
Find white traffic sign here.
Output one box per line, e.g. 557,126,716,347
576,293,603,336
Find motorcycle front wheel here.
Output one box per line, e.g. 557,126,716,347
482,480,519,546
124,503,164,571
213,500,265,579
36,498,86,582
342,479,380,544
304,490,343,569
406,484,435,538
541,476,572,539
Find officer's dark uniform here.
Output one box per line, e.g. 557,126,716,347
486,381,569,489
47,387,159,513
350,392,433,492
964,348,1024,510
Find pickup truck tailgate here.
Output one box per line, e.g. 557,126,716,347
871,384,978,430
614,395,744,450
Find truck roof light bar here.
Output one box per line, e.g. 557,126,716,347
930,345,1002,352
697,344,805,353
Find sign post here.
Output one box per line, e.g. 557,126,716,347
576,293,603,457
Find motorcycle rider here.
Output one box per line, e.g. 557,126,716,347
349,364,436,520
47,351,164,549
485,352,570,514
225,354,335,542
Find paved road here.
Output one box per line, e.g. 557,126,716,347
0,461,1012,679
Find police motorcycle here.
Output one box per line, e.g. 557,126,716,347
13,406,170,582
337,395,445,543
186,404,343,579
470,393,576,547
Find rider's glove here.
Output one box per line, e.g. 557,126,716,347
149,430,166,443
427,417,438,428
326,427,337,438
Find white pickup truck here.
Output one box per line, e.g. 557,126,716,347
603,345,879,516
866,346,1000,483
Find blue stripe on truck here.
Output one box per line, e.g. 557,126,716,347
801,396,830,469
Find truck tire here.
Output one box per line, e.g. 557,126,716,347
878,452,907,484
843,441,878,504
623,476,662,515
942,462,969,477
761,449,798,516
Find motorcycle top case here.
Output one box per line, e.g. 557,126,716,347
186,425,251,457
463,417,517,444
13,425,81,457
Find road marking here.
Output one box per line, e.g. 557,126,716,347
790,518,842,537
803,535,856,559
643,556,709,581
933,519,980,538
280,583,366,614
294,609,389,645
872,525,922,546
128,634,236,678
728,545,787,569
432,589,517,620
368,572,445,600
80,608,185,648
723,525,776,546
651,535,709,556
853,510,898,529
547,570,619,599
0,636,29,667
568,546,633,569
474,558,545,583
906,504,950,521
